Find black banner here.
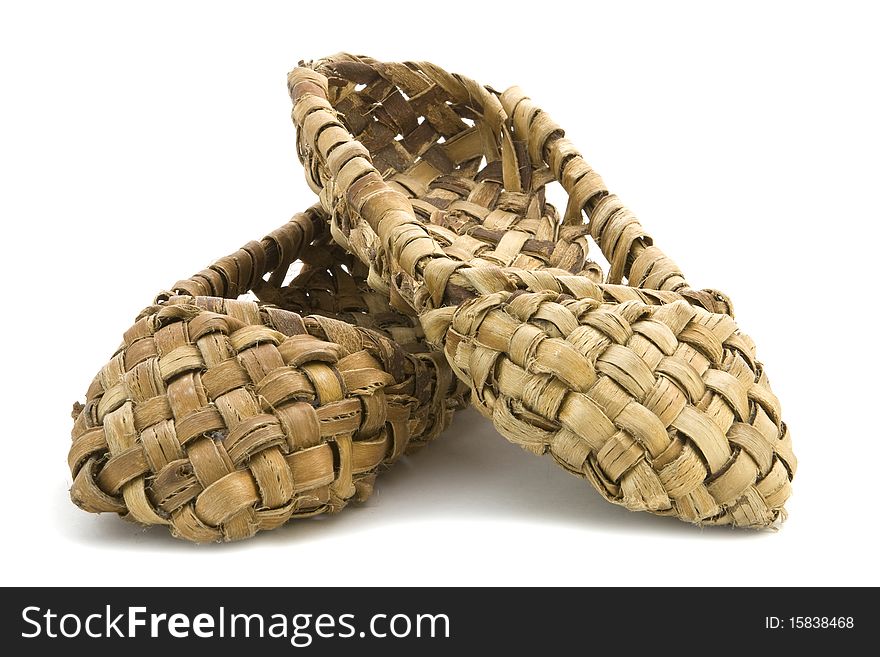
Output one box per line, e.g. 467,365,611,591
2,587,869,654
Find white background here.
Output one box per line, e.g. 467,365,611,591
1,0,878,587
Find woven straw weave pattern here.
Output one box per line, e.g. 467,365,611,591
69,207,465,542
289,54,796,527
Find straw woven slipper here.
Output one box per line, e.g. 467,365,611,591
289,54,796,528
68,206,466,542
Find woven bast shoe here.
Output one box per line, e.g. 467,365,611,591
289,54,796,528
68,206,467,542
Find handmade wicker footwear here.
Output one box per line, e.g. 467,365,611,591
68,206,466,542
289,54,796,527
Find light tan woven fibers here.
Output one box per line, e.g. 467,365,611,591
289,54,796,527
68,206,467,542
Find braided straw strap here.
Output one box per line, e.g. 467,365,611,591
69,208,466,542
289,54,795,527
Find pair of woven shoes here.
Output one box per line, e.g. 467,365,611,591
69,54,796,542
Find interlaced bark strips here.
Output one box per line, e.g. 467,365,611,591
289,54,795,527
69,209,466,542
